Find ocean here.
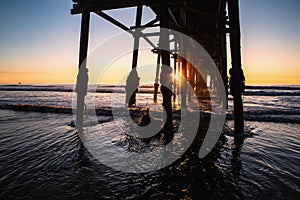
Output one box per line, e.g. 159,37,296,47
0,84,299,199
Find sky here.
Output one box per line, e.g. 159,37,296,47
0,0,299,85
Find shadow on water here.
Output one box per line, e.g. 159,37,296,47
0,110,248,200
72,113,247,200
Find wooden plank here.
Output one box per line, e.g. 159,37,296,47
72,0,160,14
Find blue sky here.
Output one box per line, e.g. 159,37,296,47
0,0,299,84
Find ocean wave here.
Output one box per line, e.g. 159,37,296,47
243,91,300,96
226,114,299,124
1,104,299,124
0,104,73,114
0,85,155,94
1,84,300,96
244,109,300,116
245,85,300,90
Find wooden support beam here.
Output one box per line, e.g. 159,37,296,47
195,70,200,96
132,5,143,69
154,53,160,103
159,0,174,135
141,32,161,37
130,17,159,29
72,0,159,14
181,58,187,108
76,11,90,129
169,2,218,20
219,0,228,108
95,11,130,32
173,53,177,104
127,5,143,107
187,62,192,103
180,0,187,109
168,8,180,27
94,11,156,49
190,64,196,100
228,0,244,134
177,57,181,98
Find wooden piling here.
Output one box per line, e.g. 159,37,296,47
228,0,244,134
127,5,143,107
173,54,177,104
76,10,90,129
181,58,187,108
154,52,160,103
159,0,173,130
180,0,187,109
177,57,181,99
219,0,228,108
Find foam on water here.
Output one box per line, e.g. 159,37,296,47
0,84,299,124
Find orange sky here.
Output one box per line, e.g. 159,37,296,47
0,1,299,85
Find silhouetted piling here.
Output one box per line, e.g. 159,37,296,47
76,10,90,129
228,0,245,134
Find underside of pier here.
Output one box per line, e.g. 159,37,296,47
72,0,245,134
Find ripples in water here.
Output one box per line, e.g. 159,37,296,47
0,110,299,199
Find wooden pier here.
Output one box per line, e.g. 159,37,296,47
71,0,245,134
